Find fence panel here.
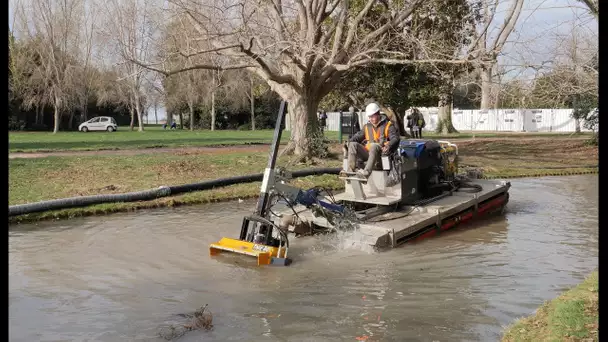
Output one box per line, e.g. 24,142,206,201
284,107,593,133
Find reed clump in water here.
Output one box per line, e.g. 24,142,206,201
158,304,213,340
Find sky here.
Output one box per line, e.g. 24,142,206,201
9,0,597,121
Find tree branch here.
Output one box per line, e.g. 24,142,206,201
177,44,243,59
354,0,424,53
337,57,474,71
466,0,499,58
129,59,255,76
328,0,348,64
240,38,303,91
492,0,524,53
342,0,378,52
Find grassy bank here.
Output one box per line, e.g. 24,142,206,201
8,136,597,223
9,126,591,152
502,270,599,342
9,151,344,223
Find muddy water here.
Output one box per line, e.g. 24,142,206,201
9,175,598,342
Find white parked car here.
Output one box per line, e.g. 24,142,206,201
79,116,118,132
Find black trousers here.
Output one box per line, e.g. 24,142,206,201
409,128,422,138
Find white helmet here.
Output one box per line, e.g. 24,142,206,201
365,103,381,117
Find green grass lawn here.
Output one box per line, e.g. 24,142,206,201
8,128,297,152
9,125,591,153
502,270,598,342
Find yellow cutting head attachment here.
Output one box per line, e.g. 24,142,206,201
209,237,292,266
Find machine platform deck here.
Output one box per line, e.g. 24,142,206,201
284,178,510,249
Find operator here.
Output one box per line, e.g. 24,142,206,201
343,102,400,179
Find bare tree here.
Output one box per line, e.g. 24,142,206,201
9,37,49,125
161,14,231,131
218,69,266,129
241,73,271,131
531,26,597,103
206,67,224,131
246,75,257,130
146,72,171,125
476,0,524,109
71,3,97,127
101,0,159,131
496,8,597,111
144,74,164,124
94,68,131,117
131,0,494,159
163,70,207,130
11,0,85,133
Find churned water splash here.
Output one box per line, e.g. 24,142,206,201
310,206,378,254
330,227,377,254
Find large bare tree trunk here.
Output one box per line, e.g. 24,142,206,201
52,98,60,134
480,67,492,110
135,97,144,132
250,79,255,131
129,106,135,131
280,92,325,160
189,101,194,131
154,105,158,124
436,84,458,134
210,90,216,131
179,112,184,129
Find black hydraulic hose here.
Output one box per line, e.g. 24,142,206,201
9,187,173,217
8,167,342,217
167,174,264,194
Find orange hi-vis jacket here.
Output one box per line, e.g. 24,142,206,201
364,121,393,151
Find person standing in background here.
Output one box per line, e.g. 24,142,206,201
414,108,425,138
405,108,421,138
404,108,414,137
318,110,327,132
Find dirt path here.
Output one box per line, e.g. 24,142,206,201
9,145,273,159
9,136,590,159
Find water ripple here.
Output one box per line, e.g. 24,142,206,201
8,175,598,342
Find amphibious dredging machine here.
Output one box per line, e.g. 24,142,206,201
209,101,511,266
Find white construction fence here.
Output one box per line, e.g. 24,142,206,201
285,108,596,133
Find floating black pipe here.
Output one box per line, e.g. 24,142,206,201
8,167,342,217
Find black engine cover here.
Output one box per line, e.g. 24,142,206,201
398,139,444,204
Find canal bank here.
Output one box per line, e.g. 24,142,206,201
502,270,598,341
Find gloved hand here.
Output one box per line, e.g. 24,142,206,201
382,145,389,155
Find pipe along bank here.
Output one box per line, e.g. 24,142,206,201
8,167,342,217
9,164,597,218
